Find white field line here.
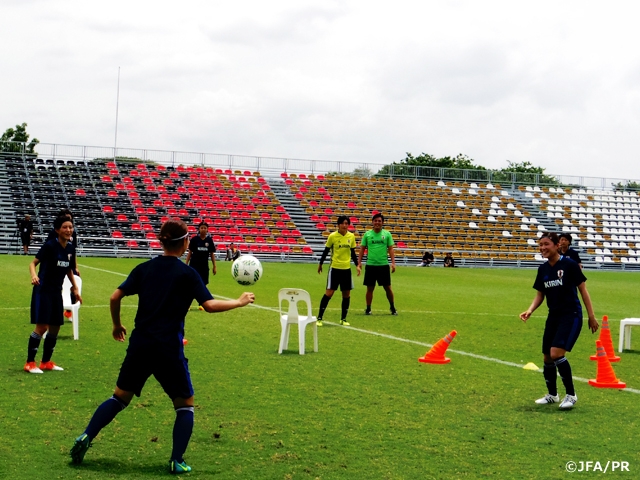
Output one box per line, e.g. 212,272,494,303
20,263,640,395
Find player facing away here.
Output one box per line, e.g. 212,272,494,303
185,221,217,285
70,219,255,474
317,215,361,326
520,232,598,410
25,215,82,373
358,213,397,316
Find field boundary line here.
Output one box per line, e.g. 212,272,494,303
76,264,640,395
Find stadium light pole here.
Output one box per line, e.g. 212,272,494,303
114,66,121,164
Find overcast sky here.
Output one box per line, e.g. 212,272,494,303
3,0,639,181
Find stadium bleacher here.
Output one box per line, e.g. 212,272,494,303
2,153,639,269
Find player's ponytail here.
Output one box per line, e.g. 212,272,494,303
158,218,189,251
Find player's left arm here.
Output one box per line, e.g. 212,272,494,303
388,241,396,273
109,288,128,342
351,248,361,276
578,282,598,333
211,252,217,275
67,270,82,304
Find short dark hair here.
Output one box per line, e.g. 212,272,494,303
158,218,188,250
559,233,573,244
337,215,350,225
198,222,208,229
57,208,73,219
372,212,384,222
539,231,560,244
53,215,73,230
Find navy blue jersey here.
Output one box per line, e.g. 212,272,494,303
562,248,582,264
533,257,586,314
35,239,76,292
188,235,216,268
118,256,214,346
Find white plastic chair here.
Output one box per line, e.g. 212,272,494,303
278,288,317,355
62,275,82,340
619,318,640,352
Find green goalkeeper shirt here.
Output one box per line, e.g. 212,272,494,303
361,229,394,266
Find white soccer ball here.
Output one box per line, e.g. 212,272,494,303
231,255,263,285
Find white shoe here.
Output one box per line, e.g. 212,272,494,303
534,394,559,405
559,394,578,409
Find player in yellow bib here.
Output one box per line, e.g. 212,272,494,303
317,216,361,326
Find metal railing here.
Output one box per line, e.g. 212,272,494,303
1,141,638,190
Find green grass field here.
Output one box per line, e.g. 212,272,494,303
1,255,639,479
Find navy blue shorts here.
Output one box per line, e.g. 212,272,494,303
116,344,194,400
363,265,391,287
30,285,64,326
326,267,353,292
542,312,583,355
192,264,209,285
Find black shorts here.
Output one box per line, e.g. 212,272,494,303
191,264,209,285
363,265,391,287
326,267,353,292
542,312,583,355
21,235,31,247
30,285,64,326
117,343,194,399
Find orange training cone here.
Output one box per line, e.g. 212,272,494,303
589,315,620,362
419,331,457,364
588,340,626,389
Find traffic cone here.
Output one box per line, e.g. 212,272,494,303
588,340,626,388
589,315,620,362
419,330,457,364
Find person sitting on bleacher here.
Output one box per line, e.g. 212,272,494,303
443,252,455,268
225,243,241,261
418,250,434,267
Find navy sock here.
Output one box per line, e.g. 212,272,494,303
390,302,396,311
341,297,350,320
85,395,128,440
41,333,58,363
555,356,575,396
318,294,331,319
27,332,42,363
543,362,558,396
171,407,194,463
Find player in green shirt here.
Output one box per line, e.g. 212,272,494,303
358,213,397,315
317,216,361,326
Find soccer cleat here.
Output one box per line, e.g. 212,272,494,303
364,309,372,315
316,320,323,327
70,433,91,464
169,460,192,474
24,362,43,374
390,309,398,316
340,319,350,326
40,361,64,371
534,393,559,405
559,394,578,409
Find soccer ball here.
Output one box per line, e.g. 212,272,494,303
231,255,263,285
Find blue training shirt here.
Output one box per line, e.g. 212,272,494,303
35,239,76,292
118,256,214,346
533,257,586,315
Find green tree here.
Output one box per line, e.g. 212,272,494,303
376,152,486,178
492,160,559,185
0,123,39,154
613,180,640,191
